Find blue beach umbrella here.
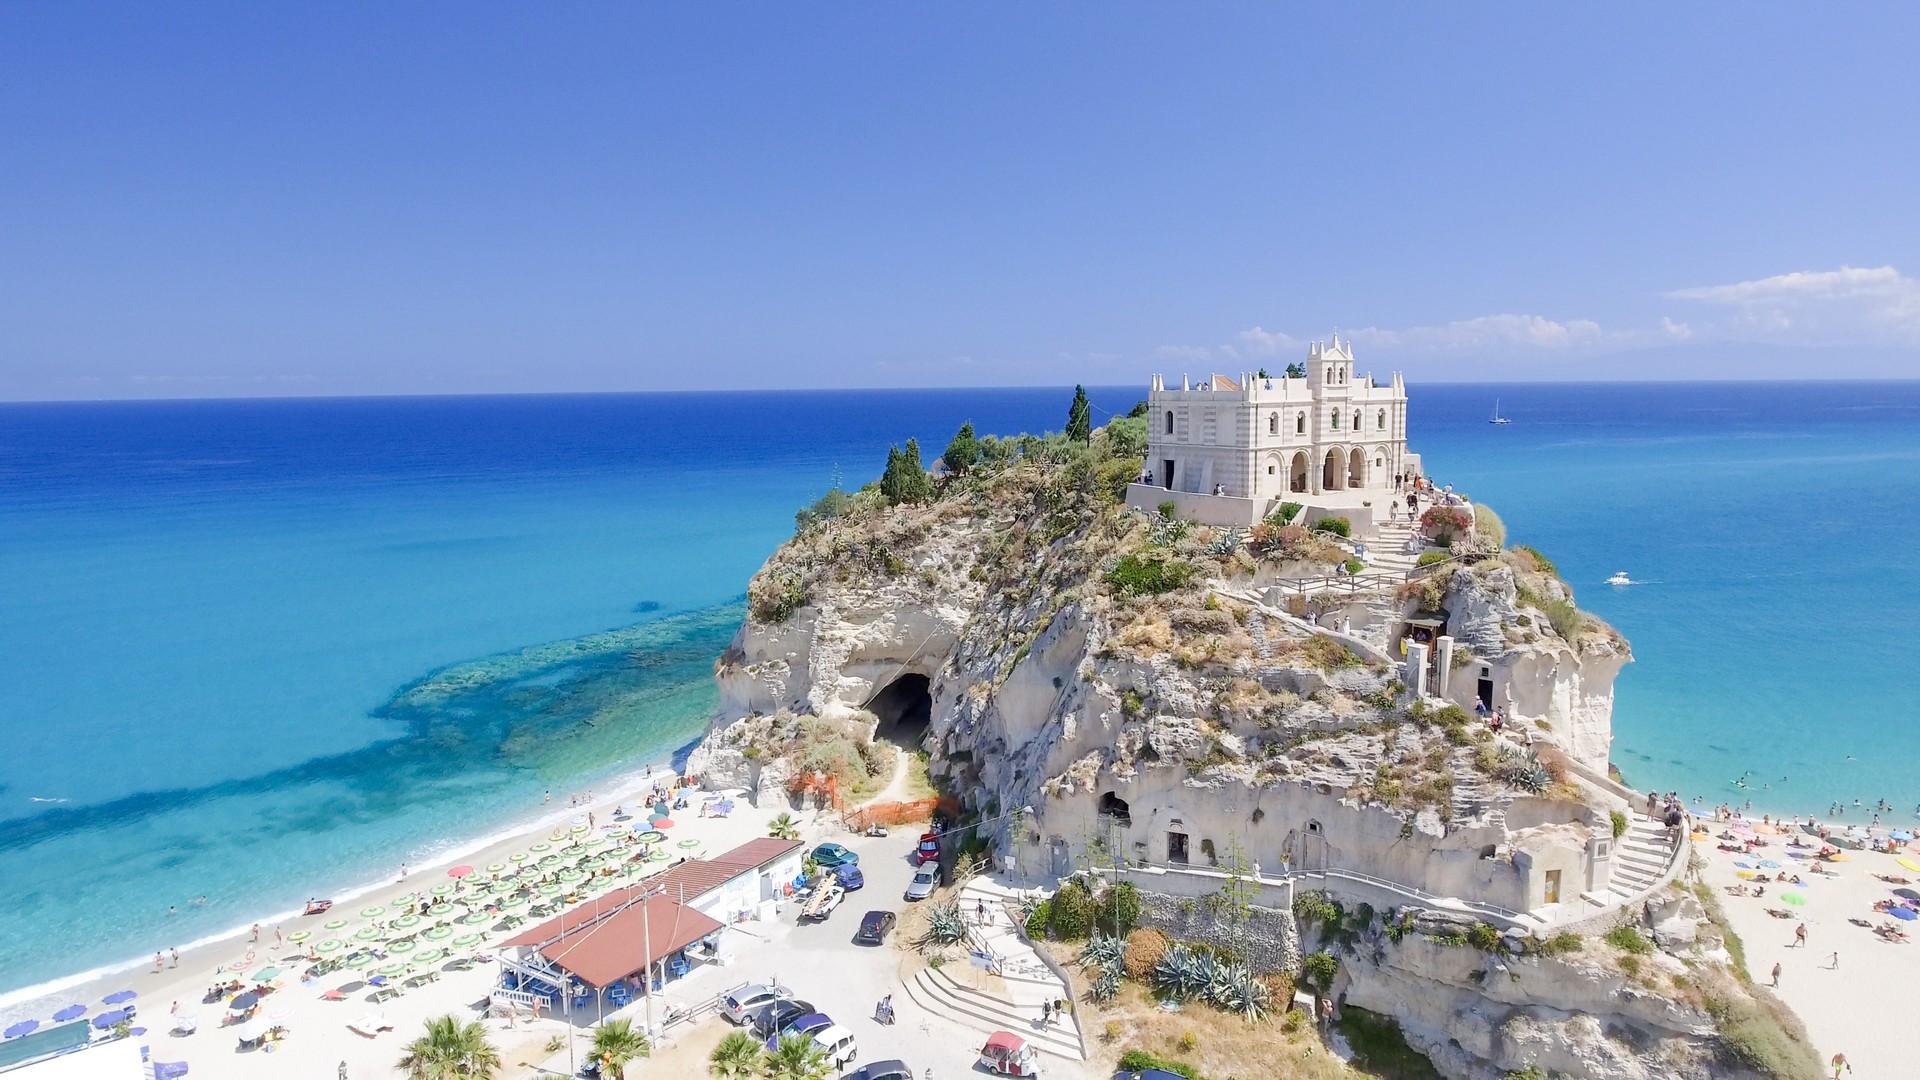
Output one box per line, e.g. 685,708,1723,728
51,1004,86,1022
1893,830,1915,841
1892,907,1919,922
3,1020,38,1039
102,990,137,1005
91,1008,132,1029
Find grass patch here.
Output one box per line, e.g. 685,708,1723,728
1107,553,1196,596
1603,924,1653,955
1538,931,1583,958
1334,1007,1442,1080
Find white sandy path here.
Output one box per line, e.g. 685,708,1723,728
35,771,815,1080
1696,827,1919,1080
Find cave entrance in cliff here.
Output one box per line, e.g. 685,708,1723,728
868,673,932,751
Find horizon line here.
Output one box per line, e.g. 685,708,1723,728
8,374,1920,407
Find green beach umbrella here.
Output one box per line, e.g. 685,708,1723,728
453,933,484,950
459,910,494,926
387,938,417,954
414,948,448,965
537,881,564,897
251,966,282,981
374,963,409,979
345,951,380,970
485,862,506,874
677,839,701,850
537,855,562,869
315,939,344,954
558,868,587,884
529,841,552,854
391,914,422,930
1782,892,1807,906
353,926,382,942
323,918,348,931
422,924,454,941
637,831,665,844
426,902,456,918
358,905,385,919
393,893,417,908
508,851,529,863
286,930,311,944
430,883,456,897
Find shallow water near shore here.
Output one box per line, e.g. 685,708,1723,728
1,381,1917,1005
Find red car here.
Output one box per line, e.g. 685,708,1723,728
979,1031,1037,1077
914,831,941,866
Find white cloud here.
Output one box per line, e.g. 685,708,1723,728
1345,314,1606,352
1666,265,1920,345
1233,326,1301,355
1153,344,1217,362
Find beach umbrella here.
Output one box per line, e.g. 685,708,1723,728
102,990,137,1005
430,883,455,898
459,910,494,926
91,1009,132,1030
374,963,409,979
426,903,456,918
315,939,344,954
414,948,448,965
358,905,385,920
287,930,311,944
391,914,422,931
447,864,473,879
1781,892,1807,906
654,818,677,830
507,851,529,863
387,938,417,954
423,924,455,941
51,1005,86,1022
250,966,282,982
677,839,700,849
323,918,348,931
453,933,484,950
537,881,564,897
354,926,382,942
558,868,587,884
4,1020,39,1039
1758,859,1781,869
1893,888,1920,901
1891,907,1918,921
229,990,262,1011
342,951,379,971
1893,830,1915,842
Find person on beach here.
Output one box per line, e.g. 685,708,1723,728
170,947,179,968
153,951,164,973
1830,1052,1850,1077
1770,962,1781,987
1793,923,1807,947
273,926,283,947
544,789,551,804
1825,951,1838,969
250,923,260,943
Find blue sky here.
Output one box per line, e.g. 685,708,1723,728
3,4,1916,400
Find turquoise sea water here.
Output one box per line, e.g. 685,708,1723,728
1,382,1917,1006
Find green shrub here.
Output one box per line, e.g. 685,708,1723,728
1415,550,1451,568
749,573,810,624
1335,1007,1442,1079
1604,924,1653,955
1270,502,1303,525
1342,557,1365,575
1466,922,1503,952
1706,991,1823,1080
1106,553,1195,596
1543,597,1582,640
1048,879,1096,939
1310,515,1352,538
1300,950,1339,992
1117,1049,1197,1080
1509,544,1559,577
1292,891,1340,929
1024,899,1053,939
1610,810,1629,839
1096,882,1142,936
1157,500,1178,519
1539,932,1583,957
1473,504,1506,548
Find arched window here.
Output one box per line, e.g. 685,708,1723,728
1377,409,1387,431
1268,413,1278,435
1164,410,1174,435
1295,412,1306,434
1331,409,1341,430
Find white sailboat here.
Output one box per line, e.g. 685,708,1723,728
1488,398,1511,425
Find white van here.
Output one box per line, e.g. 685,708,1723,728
812,1024,859,1070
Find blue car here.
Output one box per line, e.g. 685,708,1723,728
812,843,860,868
834,863,865,890
766,1011,834,1051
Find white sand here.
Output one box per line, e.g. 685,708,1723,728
1695,817,1919,1079
18,770,817,1079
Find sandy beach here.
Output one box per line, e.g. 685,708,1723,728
2,760,826,1080
1694,814,1920,1079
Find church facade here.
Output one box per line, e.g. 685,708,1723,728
1126,335,1418,529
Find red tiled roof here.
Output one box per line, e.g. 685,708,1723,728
707,837,802,872
513,893,723,988
500,838,801,949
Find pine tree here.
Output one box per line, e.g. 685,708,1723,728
880,441,933,505
942,422,979,476
1285,361,1306,378
1066,385,1092,444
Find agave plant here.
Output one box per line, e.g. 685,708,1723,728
1080,933,1125,974
1089,966,1121,1003
1205,527,1246,555
1151,943,1209,1000
1498,750,1553,793
919,900,969,951
1206,963,1272,1019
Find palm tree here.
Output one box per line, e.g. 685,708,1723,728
590,1018,651,1080
709,1029,766,1080
397,1014,502,1079
766,1034,831,1080
767,813,800,841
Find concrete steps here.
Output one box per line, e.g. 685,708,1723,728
903,965,1085,1061
1605,815,1677,902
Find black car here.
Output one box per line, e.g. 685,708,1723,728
845,1059,913,1080
854,910,897,945
748,998,816,1039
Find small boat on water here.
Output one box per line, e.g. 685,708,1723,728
1607,571,1632,586
1489,399,1511,425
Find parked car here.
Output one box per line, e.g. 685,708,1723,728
835,863,865,891
903,867,937,901
764,1012,834,1052
845,1060,914,1080
979,1031,1038,1077
812,843,859,868
722,983,795,1026
853,910,897,945
801,883,846,921
748,998,816,1039
913,832,941,866
812,1024,859,1070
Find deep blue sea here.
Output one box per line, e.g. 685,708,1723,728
1,382,1916,1003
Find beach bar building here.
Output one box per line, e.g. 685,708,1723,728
492,838,801,1014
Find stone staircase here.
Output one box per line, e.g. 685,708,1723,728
1604,813,1677,903
898,877,1085,1062
1365,519,1426,576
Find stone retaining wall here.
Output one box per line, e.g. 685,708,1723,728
1134,890,1303,976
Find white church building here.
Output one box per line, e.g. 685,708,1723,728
1124,335,1421,534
